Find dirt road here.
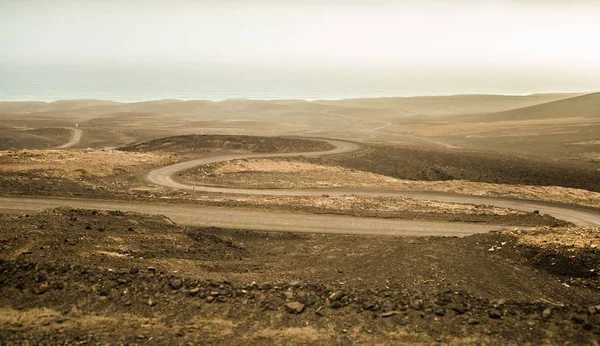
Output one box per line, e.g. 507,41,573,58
0,196,509,236
146,139,600,228
56,127,82,149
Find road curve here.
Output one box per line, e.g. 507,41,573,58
56,127,83,149
147,138,600,228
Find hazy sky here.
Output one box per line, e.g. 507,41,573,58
2,0,600,69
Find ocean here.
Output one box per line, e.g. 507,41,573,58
1,62,598,102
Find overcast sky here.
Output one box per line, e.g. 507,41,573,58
2,0,600,69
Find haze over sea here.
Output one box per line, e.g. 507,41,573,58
2,62,599,102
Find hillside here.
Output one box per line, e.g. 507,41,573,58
466,92,600,122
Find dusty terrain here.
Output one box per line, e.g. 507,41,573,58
1,93,600,344
1,208,599,345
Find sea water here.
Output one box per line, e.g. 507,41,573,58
1,62,597,102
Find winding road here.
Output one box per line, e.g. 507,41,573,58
146,138,600,228
2,137,599,235
56,127,82,149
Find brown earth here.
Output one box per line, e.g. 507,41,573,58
0,128,73,150
120,134,334,154
0,208,598,345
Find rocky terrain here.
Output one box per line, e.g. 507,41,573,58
0,208,599,345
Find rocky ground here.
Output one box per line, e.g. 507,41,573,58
0,208,599,345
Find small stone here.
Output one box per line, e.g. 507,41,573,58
290,281,302,288
147,298,156,306
210,291,220,296
99,287,111,297
450,304,467,314
329,291,345,302
170,279,182,290
189,287,200,296
468,318,480,325
411,299,424,310
488,308,502,319
206,296,215,303
542,307,552,319
571,313,587,324
129,267,139,274
434,308,446,316
283,291,294,300
588,306,598,315
286,302,305,314
147,267,156,274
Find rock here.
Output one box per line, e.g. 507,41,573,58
286,302,305,314
588,306,598,315
488,308,502,319
129,267,139,274
206,296,215,303
450,304,467,314
170,279,182,290
99,286,111,297
495,299,506,307
290,281,302,288
189,287,200,296
283,291,294,300
434,308,446,316
411,299,424,310
147,298,156,306
330,301,343,309
542,307,552,319
467,318,480,325
34,282,49,295
571,313,587,324
329,291,345,302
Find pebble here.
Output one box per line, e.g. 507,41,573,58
329,291,345,302
542,307,552,319
170,279,182,290
488,308,502,319
206,296,215,303
283,291,294,300
571,313,587,324
286,302,305,314
467,318,480,325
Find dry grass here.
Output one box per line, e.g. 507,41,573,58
0,149,174,178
